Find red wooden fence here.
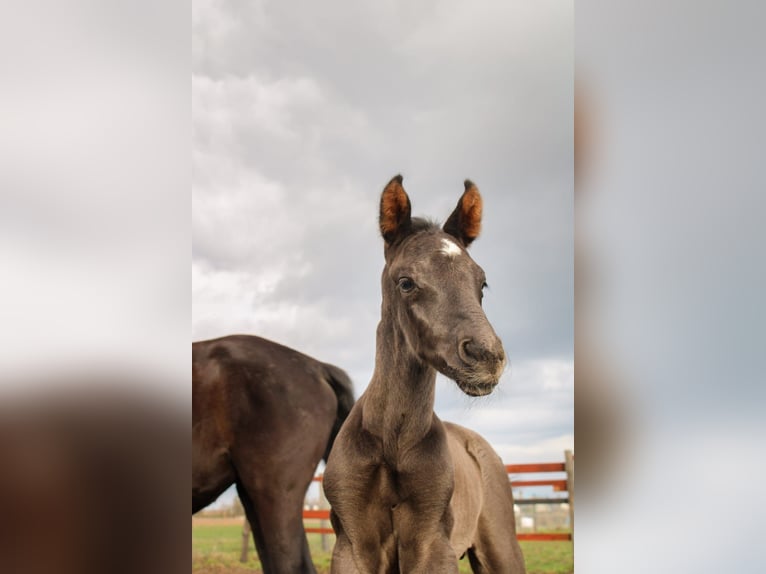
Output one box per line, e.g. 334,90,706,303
303,450,574,542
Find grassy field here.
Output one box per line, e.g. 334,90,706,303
192,518,573,574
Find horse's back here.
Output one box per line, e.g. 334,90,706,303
193,334,332,385
193,335,339,418
193,335,343,445
445,421,525,573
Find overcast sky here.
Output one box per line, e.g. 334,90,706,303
192,0,572,495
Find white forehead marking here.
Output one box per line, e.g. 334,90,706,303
440,238,462,257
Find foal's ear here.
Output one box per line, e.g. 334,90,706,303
379,174,412,245
443,180,483,247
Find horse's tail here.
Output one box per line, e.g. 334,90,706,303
320,363,355,463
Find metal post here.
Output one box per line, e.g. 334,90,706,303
240,517,251,563
564,449,574,540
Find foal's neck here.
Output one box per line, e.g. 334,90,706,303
362,314,437,456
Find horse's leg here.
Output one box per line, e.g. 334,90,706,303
235,482,271,570
235,471,316,574
229,373,335,573
232,421,326,574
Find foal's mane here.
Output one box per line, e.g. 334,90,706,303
409,217,440,234
384,217,441,254
383,218,451,262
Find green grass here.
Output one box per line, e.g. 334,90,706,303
193,523,243,555
192,521,573,573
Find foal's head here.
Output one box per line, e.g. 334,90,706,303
377,175,506,397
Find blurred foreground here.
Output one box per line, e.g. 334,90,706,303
0,380,188,574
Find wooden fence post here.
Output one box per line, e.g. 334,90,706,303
240,517,251,563
564,449,574,540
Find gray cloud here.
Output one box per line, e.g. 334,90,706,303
193,0,572,464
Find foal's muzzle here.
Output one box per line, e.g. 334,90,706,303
454,337,507,396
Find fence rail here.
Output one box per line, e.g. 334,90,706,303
240,451,573,563
302,450,574,542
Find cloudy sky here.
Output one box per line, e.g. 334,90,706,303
193,0,572,497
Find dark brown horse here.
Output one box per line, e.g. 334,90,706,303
323,176,526,573
193,334,355,574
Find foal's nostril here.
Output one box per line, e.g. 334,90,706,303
459,339,482,365
459,338,506,369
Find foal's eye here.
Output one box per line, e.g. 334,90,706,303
398,277,416,293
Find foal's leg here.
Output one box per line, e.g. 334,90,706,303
467,537,525,574
466,548,487,574
470,474,526,573
329,530,360,574
394,504,460,574
329,505,397,574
